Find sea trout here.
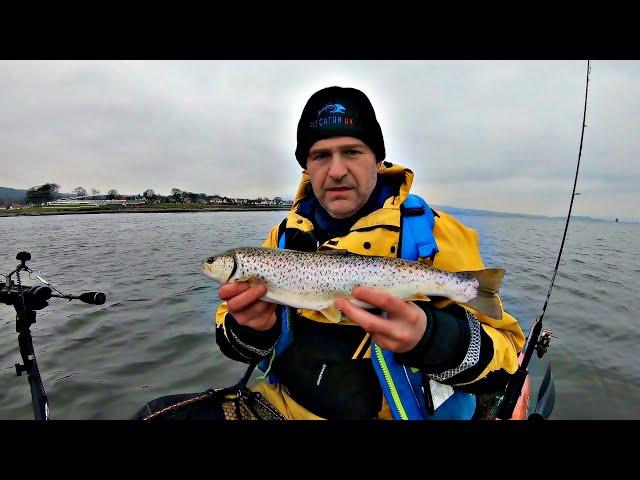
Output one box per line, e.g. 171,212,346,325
202,247,504,322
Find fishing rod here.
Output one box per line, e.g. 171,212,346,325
496,60,591,420
0,251,106,420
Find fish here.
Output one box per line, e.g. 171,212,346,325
202,247,505,322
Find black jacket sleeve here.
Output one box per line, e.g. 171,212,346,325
215,311,282,364
394,303,496,388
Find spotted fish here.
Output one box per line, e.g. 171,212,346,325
202,247,505,322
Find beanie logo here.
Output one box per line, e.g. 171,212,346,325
317,103,346,117
310,103,354,129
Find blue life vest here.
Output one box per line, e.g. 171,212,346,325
258,193,476,420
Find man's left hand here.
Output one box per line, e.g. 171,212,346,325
334,286,427,353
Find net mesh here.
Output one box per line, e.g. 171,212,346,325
220,391,285,420
141,387,286,421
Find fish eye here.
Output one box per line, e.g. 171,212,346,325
207,257,215,264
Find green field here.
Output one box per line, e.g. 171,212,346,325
0,203,291,217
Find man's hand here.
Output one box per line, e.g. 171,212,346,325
334,286,427,353
218,282,277,331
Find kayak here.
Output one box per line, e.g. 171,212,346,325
133,352,551,421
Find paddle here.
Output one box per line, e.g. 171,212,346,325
528,362,556,420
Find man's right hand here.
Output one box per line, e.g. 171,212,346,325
218,282,277,331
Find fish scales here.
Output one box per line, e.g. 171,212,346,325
202,247,505,320
231,248,474,300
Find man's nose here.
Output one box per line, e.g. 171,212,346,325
327,156,348,179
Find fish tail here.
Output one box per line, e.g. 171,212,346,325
460,268,505,320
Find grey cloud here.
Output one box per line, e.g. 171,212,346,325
0,60,637,220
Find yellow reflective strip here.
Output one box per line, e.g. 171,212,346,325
351,333,371,360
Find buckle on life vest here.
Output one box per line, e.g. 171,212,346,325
402,206,425,217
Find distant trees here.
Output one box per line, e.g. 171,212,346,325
142,189,156,201
106,189,119,200
73,186,87,197
25,183,60,205
16,182,288,207
183,192,198,203
165,188,215,204
170,188,182,202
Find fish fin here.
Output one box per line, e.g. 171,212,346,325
319,306,343,323
464,295,504,320
460,268,505,320
406,293,431,302
240,275,261,285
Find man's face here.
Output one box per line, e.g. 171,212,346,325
306,136,380,219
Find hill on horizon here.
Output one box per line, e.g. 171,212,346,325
0,187,27,205
431,204,633,223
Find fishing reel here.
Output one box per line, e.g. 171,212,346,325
535,328,553,359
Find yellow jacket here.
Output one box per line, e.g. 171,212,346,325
216,162,525,385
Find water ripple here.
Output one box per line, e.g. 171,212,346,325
1,212,639,419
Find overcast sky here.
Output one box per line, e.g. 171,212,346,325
1,60,637,220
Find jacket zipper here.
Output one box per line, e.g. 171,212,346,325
373,344,408,420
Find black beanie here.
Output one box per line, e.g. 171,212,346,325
295,86,386,169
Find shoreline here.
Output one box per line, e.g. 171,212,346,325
0,205,292,217
1,205,634,223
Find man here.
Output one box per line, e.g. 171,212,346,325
215,86,525,420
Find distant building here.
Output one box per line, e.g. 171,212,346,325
47,199,99,207
77,195,107,201
46,198,147,207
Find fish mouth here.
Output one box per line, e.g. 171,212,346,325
201,253,237,283
201,260,216,279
